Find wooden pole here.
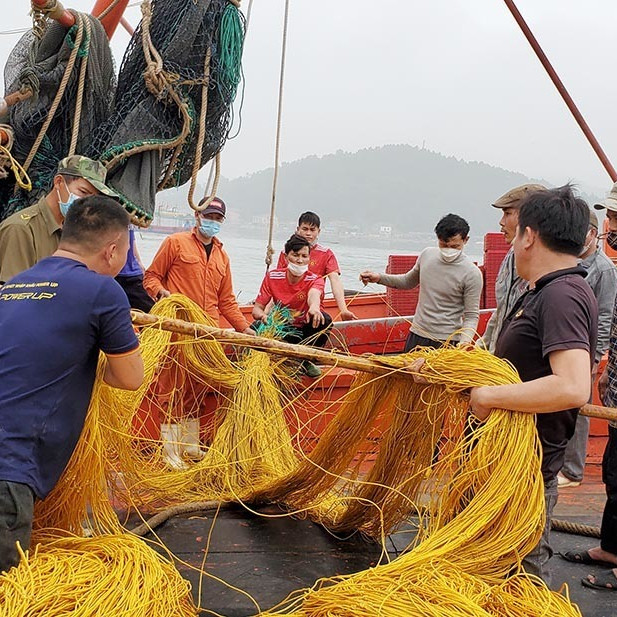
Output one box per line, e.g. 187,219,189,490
131,311,394,377
130,311,617,423
579,404,617,422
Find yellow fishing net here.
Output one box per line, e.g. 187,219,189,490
0,295,582,616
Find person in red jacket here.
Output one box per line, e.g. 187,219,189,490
276,212,356,320
255,234,332,377
143,197,253,469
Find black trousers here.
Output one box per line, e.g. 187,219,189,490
601,425,617,555
404,331,447,352
115,274,155,313
252,312,332,348
0,481,34,573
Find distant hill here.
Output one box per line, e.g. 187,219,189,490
159,145,601,236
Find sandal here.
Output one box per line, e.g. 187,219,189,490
561,550,616,568
581,570,617,591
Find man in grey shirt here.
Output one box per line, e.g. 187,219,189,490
360,213,483,350
558,209,617,487
481,183,546,352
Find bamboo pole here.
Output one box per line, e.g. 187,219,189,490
131,311,393,377
130,311,617,422
579,404,617,422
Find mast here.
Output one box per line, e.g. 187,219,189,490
503,0,617,182
91,0,130,38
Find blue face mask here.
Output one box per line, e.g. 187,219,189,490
57,180,78,217
199,219,221,237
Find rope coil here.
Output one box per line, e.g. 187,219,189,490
0,124,32,190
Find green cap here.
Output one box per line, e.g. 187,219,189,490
57,155,118,198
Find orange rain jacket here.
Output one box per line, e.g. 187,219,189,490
143,229,249,332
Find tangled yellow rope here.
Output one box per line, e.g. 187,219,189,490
1,296,582,616
0,533,197,617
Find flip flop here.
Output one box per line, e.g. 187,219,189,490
581,570,617,591
560,550,616,568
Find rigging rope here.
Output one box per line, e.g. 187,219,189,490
68,13,92,156
21,12,85,173
265,0,291,270
0,125,32,190
187,47,213,211
95,0,126,22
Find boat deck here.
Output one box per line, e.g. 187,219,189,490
140,465,614,617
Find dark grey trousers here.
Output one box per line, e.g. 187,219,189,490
0,481,34,573
522,476,558,585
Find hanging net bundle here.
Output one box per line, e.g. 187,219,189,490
1,0,245,225
1,12,115,218
0,295,583,616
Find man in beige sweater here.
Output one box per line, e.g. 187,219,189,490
360,213,483,350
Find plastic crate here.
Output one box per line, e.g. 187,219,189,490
385,255,419,317
483,249,508,309
484,232,510,253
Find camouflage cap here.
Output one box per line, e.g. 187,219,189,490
57,155,118,198
492,183,546,209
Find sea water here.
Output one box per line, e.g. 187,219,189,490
135,231,484,303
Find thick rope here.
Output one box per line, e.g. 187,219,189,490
95,0,125,22
265,0,290,269
30,0,58,39
195,153,221,211
129,501,223,537
22,11,84,173
128,509,602,540
551,517,601,538
69,14,91,156
0,125,32,190
187,47,214,212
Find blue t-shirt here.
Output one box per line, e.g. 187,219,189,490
117,228,143,278
0,257,139,498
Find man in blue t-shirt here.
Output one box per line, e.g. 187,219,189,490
0,195,144,573
115,227,155,313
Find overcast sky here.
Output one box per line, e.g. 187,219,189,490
2,1,616,195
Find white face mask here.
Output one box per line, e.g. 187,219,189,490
439,247,462,263
578,231,594,257
287,262,309,276
578,242,591,257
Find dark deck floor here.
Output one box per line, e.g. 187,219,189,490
142,465,616,617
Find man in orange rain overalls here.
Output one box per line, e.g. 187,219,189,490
143,197,253,469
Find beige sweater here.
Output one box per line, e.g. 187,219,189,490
379,247,483,343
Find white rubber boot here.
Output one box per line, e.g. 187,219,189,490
180,418,207,461
160,423,188,470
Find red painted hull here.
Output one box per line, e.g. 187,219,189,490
219,294,606,468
